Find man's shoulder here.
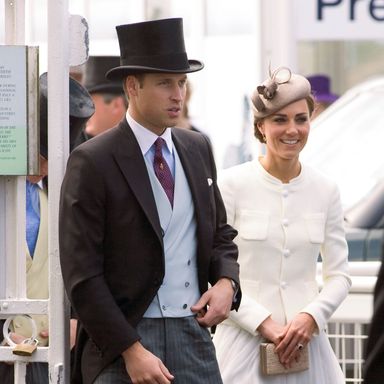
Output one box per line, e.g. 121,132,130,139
72,120,129,156
172,127,211,153
172,126,206,142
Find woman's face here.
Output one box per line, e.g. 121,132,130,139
258,99,310,162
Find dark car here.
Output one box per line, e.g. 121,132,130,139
301,76,384,261
344,180,384,261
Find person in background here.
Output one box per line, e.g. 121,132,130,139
177,81,211,147
177,81,212,150
0,73,94,384
74,55,128,147
177,82,201,131
70,64,84,83
213,67,351,383
59,18,240,384
307,74,339,119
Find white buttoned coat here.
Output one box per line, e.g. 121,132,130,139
213,159,351,383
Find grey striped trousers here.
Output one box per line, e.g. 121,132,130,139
94,317,223,384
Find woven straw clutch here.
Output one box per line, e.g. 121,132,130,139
260,342,309,375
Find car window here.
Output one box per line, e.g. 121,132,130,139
344,180,384,228
302,78,384,210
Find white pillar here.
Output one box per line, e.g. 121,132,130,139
47,0,70,382
3,1,28,382
259,0,297,77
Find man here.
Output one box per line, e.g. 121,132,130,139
74,55,128,147
59,18,241,384
0,73,94,384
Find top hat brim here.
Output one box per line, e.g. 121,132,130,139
105,60,204,81
87,83,124,95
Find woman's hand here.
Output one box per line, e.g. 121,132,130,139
257,316,287,345
275,312,316,367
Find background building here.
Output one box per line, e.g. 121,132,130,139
1,0,384,168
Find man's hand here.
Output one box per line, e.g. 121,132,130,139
122,341,174,383
191,278,234,327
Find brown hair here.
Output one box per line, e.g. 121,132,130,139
122,74,146,101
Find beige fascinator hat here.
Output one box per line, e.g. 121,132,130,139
251,67,312,119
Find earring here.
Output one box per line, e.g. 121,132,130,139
257,124,266,143
262,133,267,143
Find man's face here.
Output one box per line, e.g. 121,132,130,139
27,155,48,184
85,93,126,136
126,73,187,135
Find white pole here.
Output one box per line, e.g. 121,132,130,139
4,0,24,45
47,0,70,382
4,1,27,382
3,0,26,301
259,0,297,77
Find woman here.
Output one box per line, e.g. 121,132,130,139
213,67,351,383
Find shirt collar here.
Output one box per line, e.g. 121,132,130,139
26,180,43,190
126,111,173,156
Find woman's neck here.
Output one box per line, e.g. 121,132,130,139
259,155,301,183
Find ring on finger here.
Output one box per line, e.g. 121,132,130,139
297,343,304,350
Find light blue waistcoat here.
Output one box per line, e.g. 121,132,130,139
143,147,200,317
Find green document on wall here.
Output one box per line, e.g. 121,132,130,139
0,46,28,175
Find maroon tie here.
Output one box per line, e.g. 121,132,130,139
153,137,174,206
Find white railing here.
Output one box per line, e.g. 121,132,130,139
328,322,368,383
324,261,380,383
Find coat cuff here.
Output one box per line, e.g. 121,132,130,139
228,294,271,335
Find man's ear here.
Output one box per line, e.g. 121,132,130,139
125,76,138,97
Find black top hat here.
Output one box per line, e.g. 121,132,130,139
39,72,95,158
83,56,124,94
106,18,204,80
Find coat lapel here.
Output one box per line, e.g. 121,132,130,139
171,130,210,224
113,120,163,243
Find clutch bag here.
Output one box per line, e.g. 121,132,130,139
260,342,309,375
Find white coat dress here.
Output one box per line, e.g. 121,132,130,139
213,159,351,384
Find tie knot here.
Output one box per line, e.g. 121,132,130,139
154,137,165,151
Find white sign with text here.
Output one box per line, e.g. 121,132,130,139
294,0,384,40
